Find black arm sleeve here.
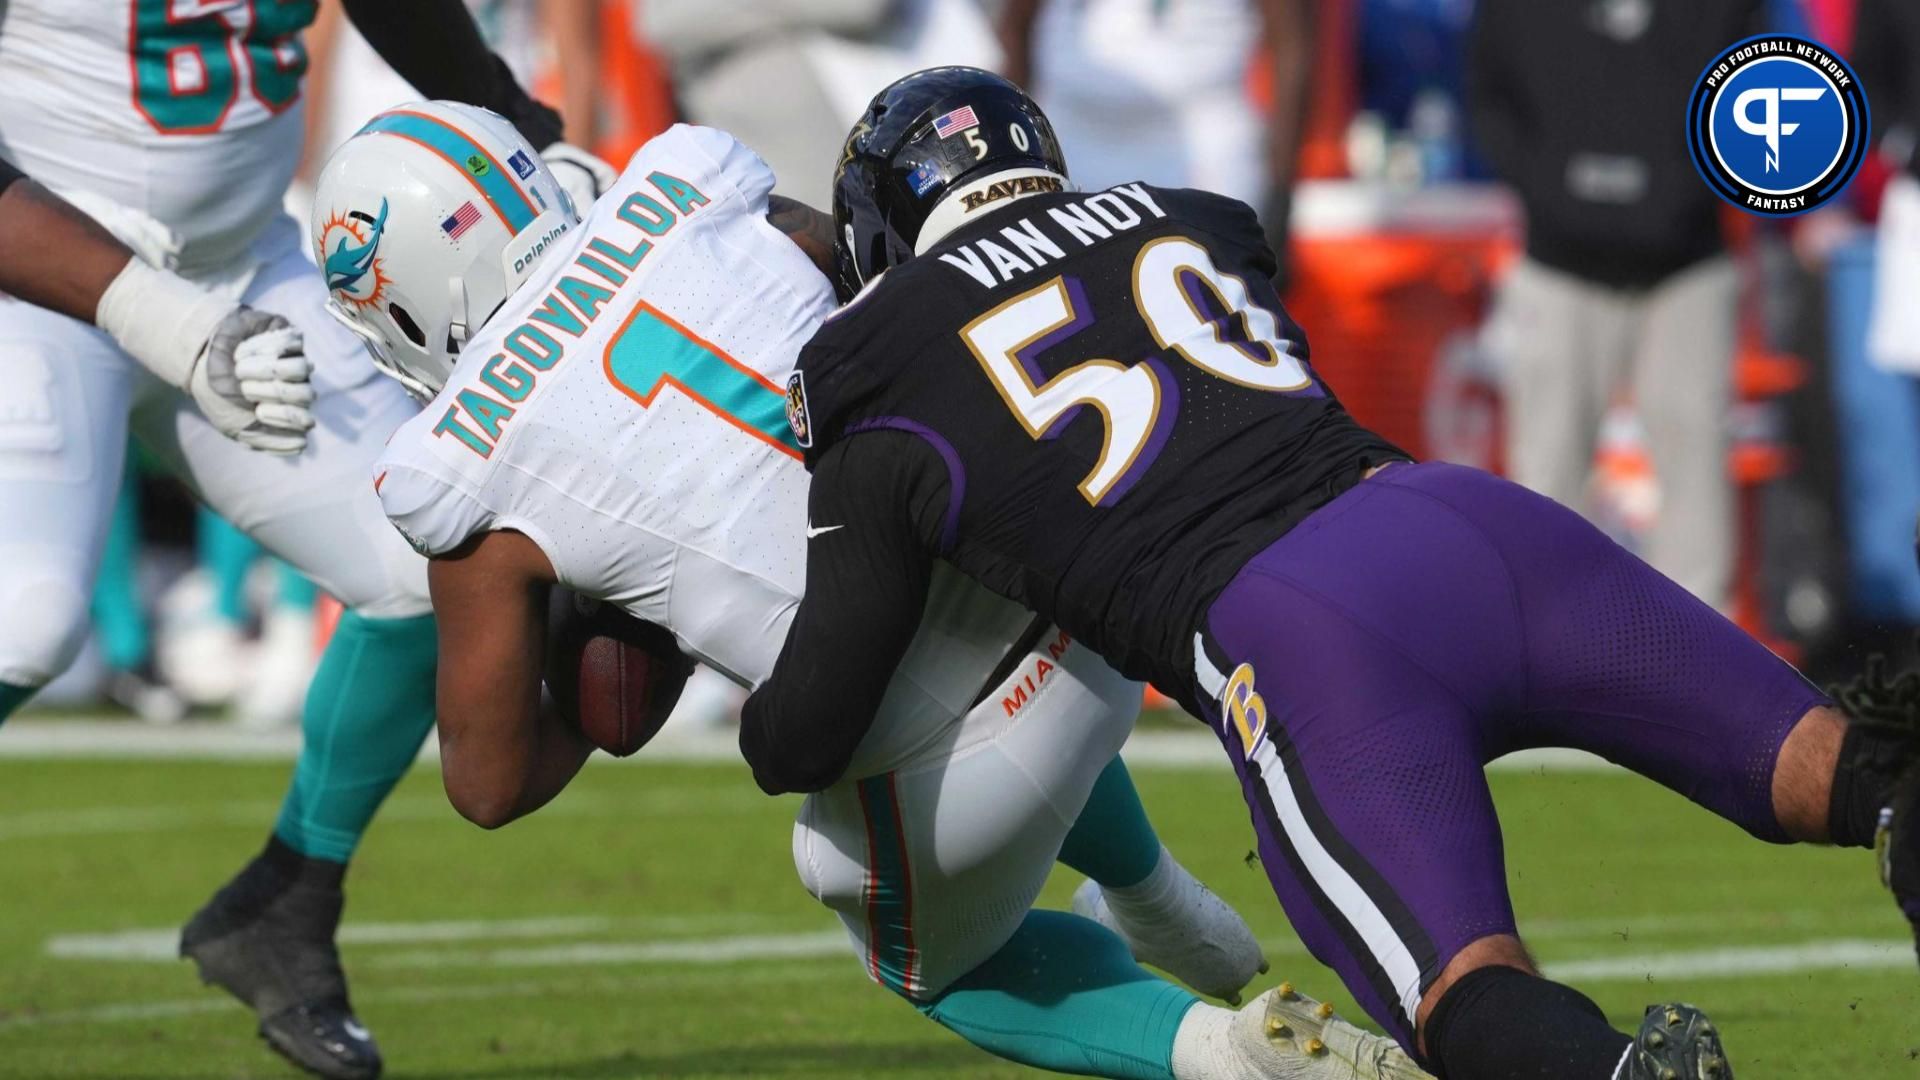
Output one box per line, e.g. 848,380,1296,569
738,431,951,795
1855,0,1916,173
340,0,564,148
1462,3,1535,197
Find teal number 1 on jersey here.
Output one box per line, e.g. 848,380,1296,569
604,303,803,459
131,0,319,134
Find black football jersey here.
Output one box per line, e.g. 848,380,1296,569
795,183,1405,711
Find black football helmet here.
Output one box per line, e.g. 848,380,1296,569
831,66,1067,300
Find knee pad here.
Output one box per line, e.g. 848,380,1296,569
794,774,1050,1002
0,556,92,686
792,791,898,990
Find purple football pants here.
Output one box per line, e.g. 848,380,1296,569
1193,462,1827,1051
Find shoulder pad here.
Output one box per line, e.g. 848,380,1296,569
631,124,777,212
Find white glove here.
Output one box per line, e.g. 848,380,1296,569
95,258,316,455
196,309,316,454
542,142,617,216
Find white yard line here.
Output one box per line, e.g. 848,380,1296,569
0,965,830,1033
1544,939,1915,981
369,929,852,970
45,913,788,962
1519,906,1897,942
0,718,1613,772
0,784,763,842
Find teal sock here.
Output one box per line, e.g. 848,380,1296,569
197,509,261,625
1057,757,1164,888
92,468,149,671
920,909,1196,1080
275,562,317,610
0,681,35,724
273,611,438,863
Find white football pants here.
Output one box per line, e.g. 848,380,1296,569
0,215,428,688
792,628,1140,1000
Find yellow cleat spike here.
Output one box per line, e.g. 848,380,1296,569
1665,1009,1683,1027
1277,981,1298,1000
1314,1001,1335,1020
1660,1069,1678,1080
1265,1018,1292,1039
1303,1038,1326,1056
1645,1031,1665,1049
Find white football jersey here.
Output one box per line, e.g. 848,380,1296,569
376,126,1032,776
0,0,311,276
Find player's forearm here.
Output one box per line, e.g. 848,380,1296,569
429,534,578,828
1257,0,1314,194
439,692,592,827
510,694,597,822
340,0,564,148
739,438,945,793
0,176,136,324
996,0,1044,89
740,662,884,795
540,0,601,147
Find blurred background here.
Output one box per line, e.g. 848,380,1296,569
22,0,1920,727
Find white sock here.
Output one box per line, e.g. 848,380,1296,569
1169,1002,1239,1080
1103,845,1180,920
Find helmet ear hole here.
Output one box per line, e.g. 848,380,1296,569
387,302,426,347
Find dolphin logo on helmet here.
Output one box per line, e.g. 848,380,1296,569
324,198,389,296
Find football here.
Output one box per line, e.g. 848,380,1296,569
543,588,695,756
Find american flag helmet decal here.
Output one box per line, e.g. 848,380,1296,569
441,201,482,239
931,106,980,139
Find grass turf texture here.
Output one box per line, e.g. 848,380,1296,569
0,755,1914,1079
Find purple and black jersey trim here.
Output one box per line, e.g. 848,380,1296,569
847,416,968,554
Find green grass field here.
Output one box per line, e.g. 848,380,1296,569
0,751,1915,1079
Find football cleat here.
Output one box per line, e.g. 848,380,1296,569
1879,764,1920,967
1831,647,1920,968
180,841,381,1079
1072,849,1268,1003
1234,982,1432,1079
1622,1004,1733,1080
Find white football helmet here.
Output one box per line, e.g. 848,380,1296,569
311,100,580,400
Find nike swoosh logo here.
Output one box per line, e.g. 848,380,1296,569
343,1020,371,1042
806,524,844,539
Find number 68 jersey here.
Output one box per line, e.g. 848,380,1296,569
375,126,1034,765
0,0,316,275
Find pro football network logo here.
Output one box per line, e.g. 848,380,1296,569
1686,35,1868,216
319,198,391,310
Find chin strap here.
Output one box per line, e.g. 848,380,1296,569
447,275,472,355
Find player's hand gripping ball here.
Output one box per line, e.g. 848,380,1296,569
544,589,694,756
